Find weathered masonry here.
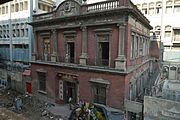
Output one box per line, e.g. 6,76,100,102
30,0,158,119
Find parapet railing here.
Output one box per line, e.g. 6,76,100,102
33,0,133,21
86,0,120,12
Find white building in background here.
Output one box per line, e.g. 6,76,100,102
0,0,54,90
132,0,180,80
0,0,54,63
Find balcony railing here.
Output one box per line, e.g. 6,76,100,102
33,0,134,21
97,59,109,67
87,0,120,12
35,55,111,67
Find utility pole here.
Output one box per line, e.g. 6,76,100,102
8,1,12,62
160,0,164,68
28,0,33,62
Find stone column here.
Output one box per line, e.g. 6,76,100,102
79,26,88,65
115,24,127,71
51,29,58,62
32,31,37,61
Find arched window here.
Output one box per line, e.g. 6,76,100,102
174,0,180,12
136,4,141,9
149,2,155,15
6,24,9,38
20,23,24,37
166,0,173,5
173,28,180,42
149,2,155,8
165,25,171,38
155,26,161,37
162,66,169,79
174,0,180,4
16,23,20,37
142,3,147,8
178,67,180,74
166,0,173,13
142,3,148,14
156,1,162,14
169,66,177,80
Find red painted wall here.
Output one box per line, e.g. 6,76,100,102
33,19,153,110
31,63,125,109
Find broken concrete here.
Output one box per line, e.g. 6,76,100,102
144,96,180,120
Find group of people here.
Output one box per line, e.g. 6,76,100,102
68,97,105,120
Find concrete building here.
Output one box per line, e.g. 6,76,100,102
162,62,180,81
30,0,160,119
131,0,180,81
144,80,180,120
0,0,54,91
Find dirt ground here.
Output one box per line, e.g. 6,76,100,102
0,108,28,120
0,88,63,120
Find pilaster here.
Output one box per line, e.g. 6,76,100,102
32,31,37,61
115,24,127,71
51,29,58,62
79,26,88,65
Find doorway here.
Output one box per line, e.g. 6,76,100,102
26,82,32,94
98,42,109,66
64,81,77,104
67,42,75,63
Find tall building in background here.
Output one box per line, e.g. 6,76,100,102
0,0,54,63
0,0,54,91
132,0,180,80
131,0,180,62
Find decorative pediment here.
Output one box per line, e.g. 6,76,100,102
55,0,81,17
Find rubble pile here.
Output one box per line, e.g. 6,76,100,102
0,88,64,120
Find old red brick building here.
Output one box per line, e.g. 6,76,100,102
30,0,159,119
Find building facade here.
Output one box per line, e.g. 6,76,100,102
31,0,158,119
132,0,180,62
0,0,54,91
132,0,180,80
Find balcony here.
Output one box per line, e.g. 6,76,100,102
33,0,140,22
97,59,109,67
86,0,120,13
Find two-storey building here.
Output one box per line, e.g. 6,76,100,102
30,0,158,119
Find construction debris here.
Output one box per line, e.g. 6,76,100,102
0,88,66,120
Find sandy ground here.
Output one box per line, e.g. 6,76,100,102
0,108,28,120
0,89,67,120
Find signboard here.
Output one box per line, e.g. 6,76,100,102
124,99,143,113
59,80,63,100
